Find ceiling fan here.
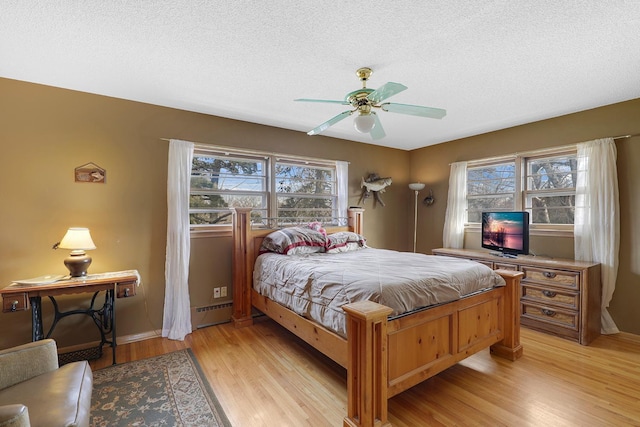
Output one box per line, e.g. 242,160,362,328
295,67,446,140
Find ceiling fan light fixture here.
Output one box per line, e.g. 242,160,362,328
296,67,446,139
354,113,375,134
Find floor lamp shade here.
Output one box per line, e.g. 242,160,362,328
408,183,425,252
58,228,96,277
408,183,425,192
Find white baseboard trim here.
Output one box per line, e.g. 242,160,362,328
57,329,163,355
118,329,164,344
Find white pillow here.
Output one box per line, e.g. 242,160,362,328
326,231,367,253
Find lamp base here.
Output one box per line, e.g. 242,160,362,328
64,253,92,277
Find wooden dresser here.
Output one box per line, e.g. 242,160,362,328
432,248,601,345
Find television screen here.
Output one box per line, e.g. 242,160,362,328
481,211,530,256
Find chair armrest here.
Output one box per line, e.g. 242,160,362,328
0,404,30,427
0,339,58,390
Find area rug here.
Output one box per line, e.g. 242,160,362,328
90,349,232,426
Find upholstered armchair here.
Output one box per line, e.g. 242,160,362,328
0,339,93,427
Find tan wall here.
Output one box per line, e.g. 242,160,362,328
0,78,410,349
1,77,638,352
410,98,640,334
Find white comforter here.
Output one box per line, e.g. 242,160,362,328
253,248,505,337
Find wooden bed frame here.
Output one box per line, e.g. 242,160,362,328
231,207,523,427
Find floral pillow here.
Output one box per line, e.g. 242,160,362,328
259,226,327,255
326,231,367,253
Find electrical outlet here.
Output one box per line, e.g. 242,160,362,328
220,286,227,297
214,287,221,298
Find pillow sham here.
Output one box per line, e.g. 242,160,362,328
326,231,367,253
259,227,327,255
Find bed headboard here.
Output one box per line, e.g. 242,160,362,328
230,207,364,327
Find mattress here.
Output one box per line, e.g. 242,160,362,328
253,247,506,337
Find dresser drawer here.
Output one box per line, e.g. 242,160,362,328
494,262,518,271
521,302,578,331
521,267,579,290
468,258,494,268
521,284,579,310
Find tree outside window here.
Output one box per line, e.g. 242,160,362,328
189,149,342,230
466,150,577,226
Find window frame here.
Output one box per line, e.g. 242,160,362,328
465,146,577,237
189,145,344,237
522,150,578,228
466,157,518,224
272,157,339,224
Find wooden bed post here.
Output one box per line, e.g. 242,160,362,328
342,301,393,427
231,207,254,328
490,270,524,361
348,207,364,234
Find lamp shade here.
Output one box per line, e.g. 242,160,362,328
58,228,96,251
408,182,425,191
353,114,375,133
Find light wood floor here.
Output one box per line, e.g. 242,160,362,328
90,317,640,426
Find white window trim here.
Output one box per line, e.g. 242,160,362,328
190,144,347,237
465,144,577,237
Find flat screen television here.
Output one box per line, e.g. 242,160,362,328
481,211,530,257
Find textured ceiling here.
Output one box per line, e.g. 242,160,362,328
2,1,640,150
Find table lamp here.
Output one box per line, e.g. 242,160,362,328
56,227,97,277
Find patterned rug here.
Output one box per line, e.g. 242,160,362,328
90,349,232,426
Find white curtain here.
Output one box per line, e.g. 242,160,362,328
336,160,349,220
162,139,194,340
574,138,620,334
443,161,468,248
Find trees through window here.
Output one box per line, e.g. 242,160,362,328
189,148,342,230
466,150,577,226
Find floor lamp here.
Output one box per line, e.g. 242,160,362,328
408,182,425,252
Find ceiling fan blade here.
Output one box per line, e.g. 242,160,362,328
381,102,447,119
370,112,386,140
295,98,349,105
307,110,353,136
367,82,408,104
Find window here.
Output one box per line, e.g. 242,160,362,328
466,148,577,228
190,153,267,226
275,161,337,223
189,147,344,231
524,154,577,225
467,161,516,223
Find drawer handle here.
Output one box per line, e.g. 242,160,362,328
542,290,557,298
540,308,556,317
11,300,19,311
124,287,130,297
543,272,557,279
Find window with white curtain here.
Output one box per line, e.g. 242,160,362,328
189,146,345,232
466,148,577,231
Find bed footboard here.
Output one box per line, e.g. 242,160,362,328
341,269,523,427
